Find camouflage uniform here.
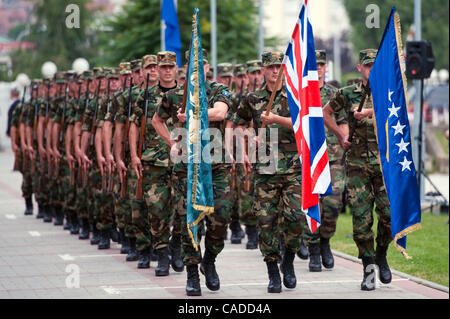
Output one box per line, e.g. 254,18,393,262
328,52,391,259
232,52,305,263
157,78,234,266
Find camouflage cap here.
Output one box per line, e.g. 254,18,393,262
217,63,233,77
119,62,131,75
316,50,326,64
262,51,284,67
65,71,77,81
234,64,247,76
185,49,208,64
43,78,52,86
93,66,105,78
83,70,94,80
246,60,262,73
206,70,213,79
31,79,40,89
157,51,177,66
130,59,143,72
359,49,377,65
346,78,362,86
54,72,66,83
142,55,158,68
177,68,186,78
107,67,120,79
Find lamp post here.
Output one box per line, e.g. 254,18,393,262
41,61,57,79
72,58,89,74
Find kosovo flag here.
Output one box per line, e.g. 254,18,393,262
186,8,214,251
161,0,182,67
369,7,421,258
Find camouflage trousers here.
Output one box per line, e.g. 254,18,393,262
113,170,136,238
59,158,77,219
254,173,305,263
230,164,257,227
37,158,50,207
174,165,233,266
75,164,90,219
87,163,115,231
129,162,148,246
48,160,63,210
133,164,172,250
302,160,345,245
346,158,392,259
18,153,33,200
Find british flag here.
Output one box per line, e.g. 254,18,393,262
282,0,332,233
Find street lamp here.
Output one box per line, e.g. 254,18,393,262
72,58,89,74
41,61,57,79
15,73,30,87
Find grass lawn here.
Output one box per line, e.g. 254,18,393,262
331,211,449,287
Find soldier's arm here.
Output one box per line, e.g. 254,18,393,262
52,121,61,159
73,121,82,163
152,113,173,147
103,120,115,170
65,124,75,169
260,112,293,129
95,127,105,174
10,125,18,153
25,124,34,159
208,101,229,122
45,118,54,158
19,122,27,152
323,101,350,150
37,116,46,160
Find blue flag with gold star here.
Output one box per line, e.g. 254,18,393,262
186,8,214,251
369,7,421,258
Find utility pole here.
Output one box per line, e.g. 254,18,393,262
211,0,217,81
258,0,264,58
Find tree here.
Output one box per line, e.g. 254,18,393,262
98,0,280,67
8,0,95,80
343,0,449,70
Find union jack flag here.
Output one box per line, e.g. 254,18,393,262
282,0,332,233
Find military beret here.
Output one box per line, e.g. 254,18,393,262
316,50,326,64
234,64,247,76
130,59,143,72
261,51,284,67
359,49,377,65
158,51,177,66
217,63,233,77
246,60,262,73
119,62,131,75
142,55,158,68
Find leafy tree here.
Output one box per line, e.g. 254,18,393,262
343,0,448,70
98,0,280,66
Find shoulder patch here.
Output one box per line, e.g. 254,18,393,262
222,90,230,97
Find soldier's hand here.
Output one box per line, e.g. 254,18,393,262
67,154,76,171
243,154,252,175
12,143,19,154
82,155,92,172
170,141,182,162
131,156,143,179
28,146,35,161
177,109,187,123
117,160,127,181
54,150,62,160
260,112,274,126
97,155,106,176
105,154,115,173
339,135,352,150
354,109,370,120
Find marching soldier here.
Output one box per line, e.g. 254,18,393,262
246,60,263,92
233,52,305,293
300,50,347,272
322,49,392,291
153,49,233,296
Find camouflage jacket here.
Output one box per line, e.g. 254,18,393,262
156,81,232,172
130,83,180,167
105,84,143,124
328,81,379,163
321,84,346,163
232,84,300,175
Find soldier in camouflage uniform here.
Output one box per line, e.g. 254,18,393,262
323,49,392,291
130,51,184,274
246,60,263,92
299,50,347,272
233,51,305,293
153,49,234,296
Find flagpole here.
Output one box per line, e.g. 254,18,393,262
161,0,166,51
211,0,217,81
258,0,264,58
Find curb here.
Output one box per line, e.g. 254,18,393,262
332,250,449,294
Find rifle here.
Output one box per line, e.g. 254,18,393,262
55,83,68,179
136,73,150,200
120,76,133,198
83,81,101,188
237,78,251,192
45,83,54,178
77,78,91,185
70,83,82,186
31,87,39,174
101,78,111,192
341,83,371,165
19,86,28,171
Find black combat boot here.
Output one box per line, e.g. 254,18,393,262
229,221,244,244
24,197,33,215
98,229,110,249
63,214,72,230
297,239,309,260
137,247,150,269
375,245,392,284
280,251,297,289
109,224,120,243
155,247,170,276
90,223,100,245
361,256,376,291
36,204,44,219
245,225,258,250
70,215,79,235
150,247,158,261
200,249,220,291
53,207,64,226
78,218,90,240
119,229,130,254
126,238,139,261
169,236,184,272
43,206,52,223
186,265,202,296
308,244,322,272
266,261,282,293
320,237,334,269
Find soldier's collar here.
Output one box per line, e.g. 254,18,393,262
263,83,286,98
